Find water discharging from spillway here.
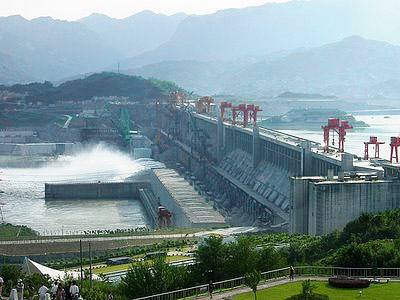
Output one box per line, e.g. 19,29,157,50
0,144,164,234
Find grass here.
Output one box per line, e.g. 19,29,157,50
0,223,38,238
233,281,400,300
92,255,190,274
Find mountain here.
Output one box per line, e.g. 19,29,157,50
79,11,187,58
0,72,181,103
0,51,36,84
126,36,400,97
0,15,120,82
122,0,400,68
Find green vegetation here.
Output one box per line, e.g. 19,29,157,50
287,280,329,300
3,210,400,299
46,239,191,269
244,270,262,300
0,223,38,238
234,281,400,300
1,72,184,104
92,255,188,274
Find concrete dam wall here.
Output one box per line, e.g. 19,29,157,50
45,170,226,229
45,182,148,199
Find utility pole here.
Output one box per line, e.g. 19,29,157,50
80,240,83,292
89,242,93,289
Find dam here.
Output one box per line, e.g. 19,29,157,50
140,98,400,233
43,97,400,234
45,168,227,229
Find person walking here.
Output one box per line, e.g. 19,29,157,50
16,279,24,300
64,282,71,300
69,281,79,300
38,283,49,300
56,282,65,300
208,280,214,299
51,282,58,300
0,276,4,300
28,283,35,300
289,266,295,281
107,291,113,300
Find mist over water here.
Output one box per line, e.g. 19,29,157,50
0,144,164,234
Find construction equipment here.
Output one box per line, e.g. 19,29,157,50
231,104,246,126
390,137,400,163
220,101,232,121
155,99,161,145
249,105,263,126
157,206,172,227
196,96,214,114
322,118,353,152
364,136,385,160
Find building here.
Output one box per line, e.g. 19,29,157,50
290,171,400,235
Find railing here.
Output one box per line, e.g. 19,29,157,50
133,266,400,300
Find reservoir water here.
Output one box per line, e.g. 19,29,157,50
0,144,164,234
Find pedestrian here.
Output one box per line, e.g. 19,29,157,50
289,266,295,281
64,282,71,300
51,281,58,300
28,283,35,300
56,282,65,300
208,280,214,299
38,283,49,300
107,291,113,300
9,289,18,300
0,276,4,300
16,279,24,300
69,281,79,300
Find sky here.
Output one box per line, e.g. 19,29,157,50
0,0,289,21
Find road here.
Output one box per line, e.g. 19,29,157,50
0,226,259,245
104,258,196,282
62,114,72,128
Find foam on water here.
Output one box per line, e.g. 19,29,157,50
0,144,163,233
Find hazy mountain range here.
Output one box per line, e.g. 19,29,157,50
126,36,400,97
1,0,400,97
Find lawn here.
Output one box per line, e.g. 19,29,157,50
233,281,400,300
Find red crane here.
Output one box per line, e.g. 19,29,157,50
364,136,385,160
322,118,352,153
338,120,352,153
249,105,262,126
220,101,232,121
390,137,400,163
231,105,242,126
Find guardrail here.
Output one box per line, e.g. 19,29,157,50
133,266,400,300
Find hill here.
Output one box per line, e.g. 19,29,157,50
126,36,400,97
1,72,181,103
121,0,400,68
79,11,187,58
0,12,186,84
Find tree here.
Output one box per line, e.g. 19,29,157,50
244,270,262,300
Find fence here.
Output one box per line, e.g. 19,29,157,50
133,266,400,300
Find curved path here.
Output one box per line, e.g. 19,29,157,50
195,276,328,300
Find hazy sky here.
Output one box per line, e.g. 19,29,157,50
0,0,289,21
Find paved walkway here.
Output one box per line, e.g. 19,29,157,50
195,276,328,300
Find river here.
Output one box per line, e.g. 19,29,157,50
0,144,164,234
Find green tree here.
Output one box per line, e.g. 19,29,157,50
244,270,262,300
194,236,227,282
